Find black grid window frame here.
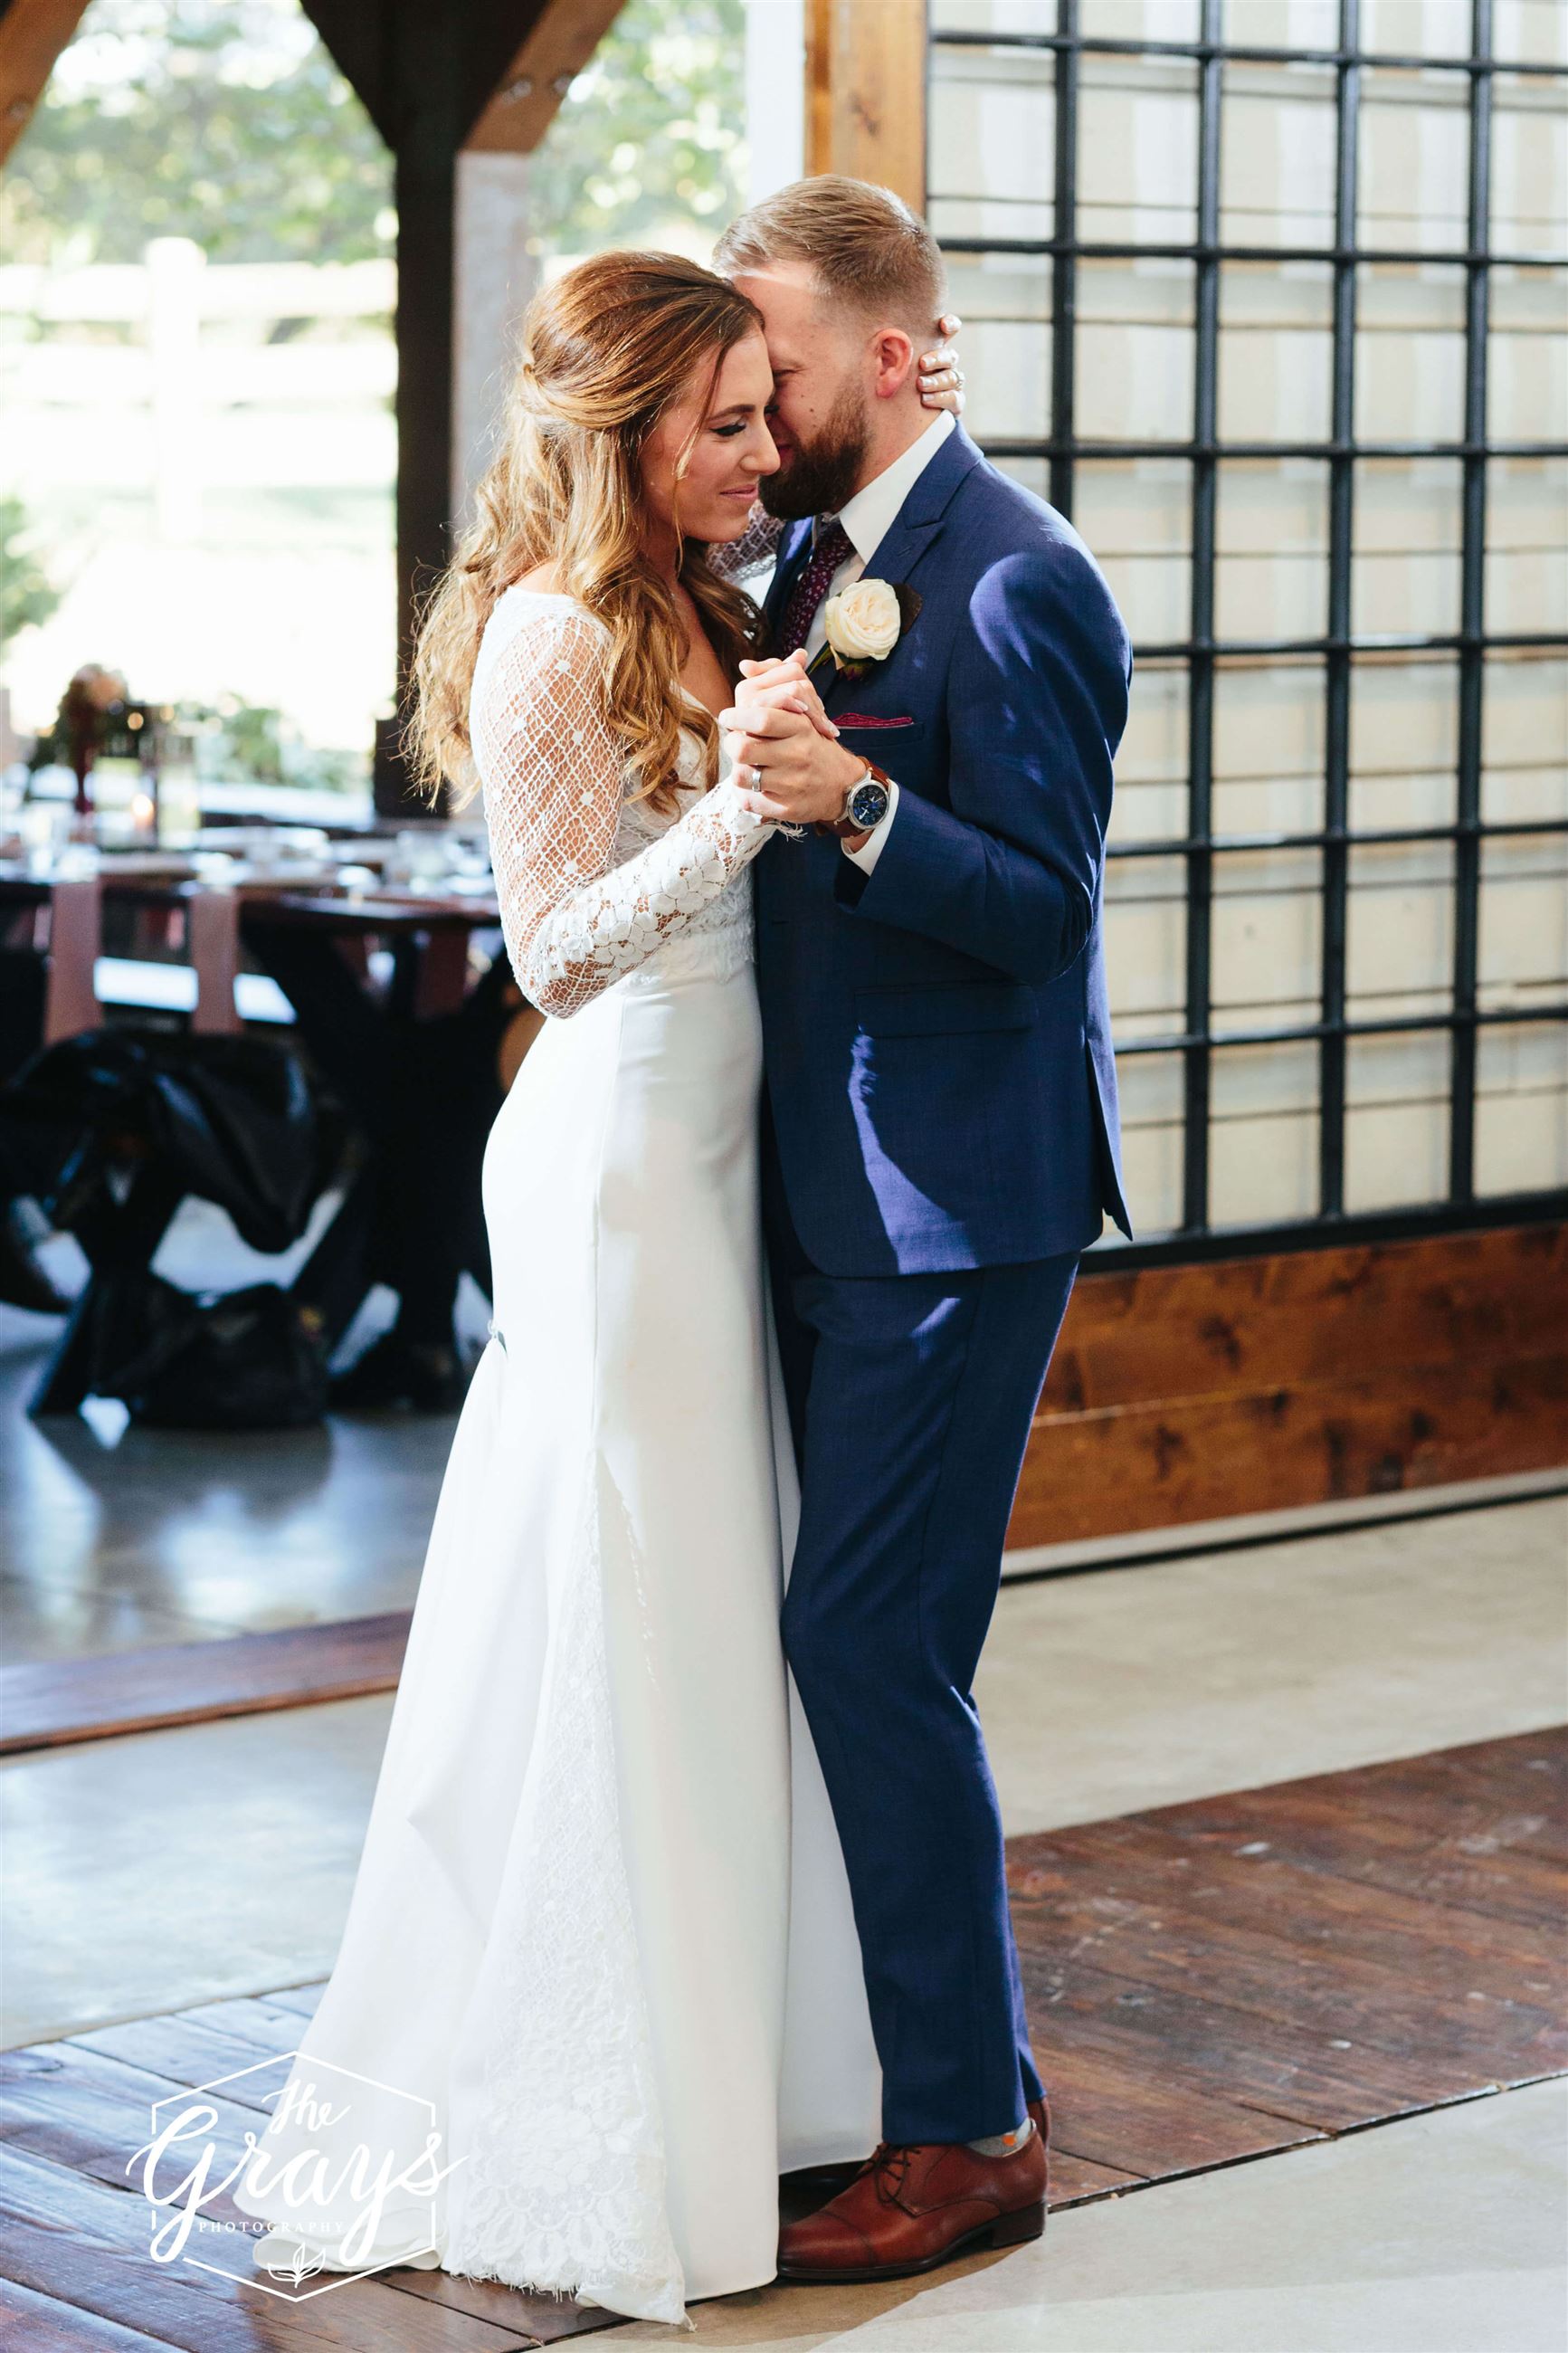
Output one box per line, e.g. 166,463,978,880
930,0,1568,1267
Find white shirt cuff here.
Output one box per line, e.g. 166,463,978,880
841,776,899,873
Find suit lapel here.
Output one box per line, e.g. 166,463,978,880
858,424,985,595
815,425,986,712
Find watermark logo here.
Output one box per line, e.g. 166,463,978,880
126,2050,463,2302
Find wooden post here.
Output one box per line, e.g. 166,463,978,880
451,151,538,532
805,0,927,208
299,0,634,819
389,24,461,820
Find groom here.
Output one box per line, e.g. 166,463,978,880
714,177,1133,2282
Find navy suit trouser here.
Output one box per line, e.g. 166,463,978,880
762,1098,1079,2146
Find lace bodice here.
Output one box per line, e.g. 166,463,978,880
471,587,779,1018
708,503,785,586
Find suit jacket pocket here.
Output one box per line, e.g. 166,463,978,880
836,714,925,738
855,980,1036,1036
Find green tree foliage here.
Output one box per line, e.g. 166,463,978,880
0,0,747,272
0,0,392,268
197,697,359,792
0,497,62,653
528,0,747,254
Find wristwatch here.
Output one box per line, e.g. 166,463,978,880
816,760,892,841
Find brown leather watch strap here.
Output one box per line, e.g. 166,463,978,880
815,759,892,840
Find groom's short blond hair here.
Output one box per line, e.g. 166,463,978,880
714,177,946,334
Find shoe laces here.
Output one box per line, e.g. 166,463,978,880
867,2140,921,2205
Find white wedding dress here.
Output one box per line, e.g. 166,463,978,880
232,586,882,2328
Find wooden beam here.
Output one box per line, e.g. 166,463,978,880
465,0,628,155
296,0,394,148
1009,1223,1568,1548
0,0,560,173
299,1,556,152
0,0,90,170
805,0,927,208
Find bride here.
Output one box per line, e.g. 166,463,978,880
232,251,955,2327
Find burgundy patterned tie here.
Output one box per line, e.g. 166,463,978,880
776,519,853,656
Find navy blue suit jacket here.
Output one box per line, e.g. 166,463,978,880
754,424,1134,1277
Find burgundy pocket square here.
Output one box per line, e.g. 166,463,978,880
837,712,917,729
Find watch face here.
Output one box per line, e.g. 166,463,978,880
849,779,889,830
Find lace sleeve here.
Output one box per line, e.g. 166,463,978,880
473,602,777,1019
706,506,784,585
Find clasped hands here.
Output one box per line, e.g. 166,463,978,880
720,649,865,829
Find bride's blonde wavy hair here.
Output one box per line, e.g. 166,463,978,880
404,250,767,818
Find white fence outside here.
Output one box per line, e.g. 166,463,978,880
1,243,397,534
0,242,397,757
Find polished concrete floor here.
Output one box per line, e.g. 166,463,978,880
986,1485,1568,1834
0,1203,485,1665
618,2079,1568,2352
2,1235,1565,2348
5,1487,1564,2052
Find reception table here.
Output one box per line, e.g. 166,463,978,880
0,852,502,1045
0,851,512,1415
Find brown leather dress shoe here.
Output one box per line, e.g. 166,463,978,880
775,2122,1048,2284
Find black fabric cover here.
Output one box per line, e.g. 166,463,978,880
87,1269,330,1430
0,1027,335,1253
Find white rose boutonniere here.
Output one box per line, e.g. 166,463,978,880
818,577,921,678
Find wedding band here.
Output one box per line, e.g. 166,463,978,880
740,762,761,790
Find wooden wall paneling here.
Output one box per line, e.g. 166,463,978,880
1049,1224,1568,1414
1012,1348,1567,1543
806,0,927,207
1009,1224,1568,1547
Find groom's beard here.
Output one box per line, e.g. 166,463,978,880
760,385,870,522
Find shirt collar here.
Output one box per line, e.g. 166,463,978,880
822,410,956,571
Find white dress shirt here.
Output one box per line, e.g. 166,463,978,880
806,410,956,872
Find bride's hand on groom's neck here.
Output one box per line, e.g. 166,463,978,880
917,311,965,416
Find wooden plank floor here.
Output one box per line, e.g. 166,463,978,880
0,1615,412,1756
1009,1727,1567,2187
3,1729,1563,2346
